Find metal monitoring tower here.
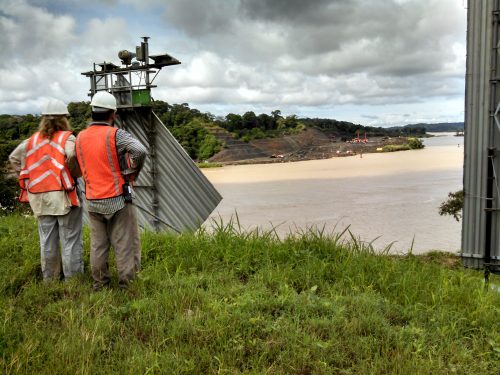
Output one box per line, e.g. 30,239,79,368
463,0,500,276
82,37,180,107
82,37,222,232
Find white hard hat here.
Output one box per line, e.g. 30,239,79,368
91,91,117,112
42,99,69,115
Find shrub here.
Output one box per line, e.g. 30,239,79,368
408,137,424,149
381,144,410,152
439,190,464,221
0,171,29,215
198,134,222,161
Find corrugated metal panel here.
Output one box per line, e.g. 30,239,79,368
80,40,220,232
115,109,222,232
462,0,500,267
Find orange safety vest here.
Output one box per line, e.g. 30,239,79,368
19,131,79,206
76,125,125,200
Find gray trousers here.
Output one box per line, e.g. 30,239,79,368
38,206,84,280
88,204,141,288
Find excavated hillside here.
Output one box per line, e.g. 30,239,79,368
205,127,268,162
207,126,408,165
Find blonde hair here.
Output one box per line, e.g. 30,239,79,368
38,115,71,139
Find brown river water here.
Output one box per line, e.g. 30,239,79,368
202,134,464,254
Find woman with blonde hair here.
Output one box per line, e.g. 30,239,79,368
9,99,83,281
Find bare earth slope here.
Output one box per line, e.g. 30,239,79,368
208,127,407,165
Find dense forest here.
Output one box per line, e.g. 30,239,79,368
300,118,426,140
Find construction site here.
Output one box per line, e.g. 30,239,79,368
206,126,410,165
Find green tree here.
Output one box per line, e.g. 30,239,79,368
171,103,196,127
68,102,91,133
0,172,20,214
242,111,257,130
439,190,464,221
0,141,28,214
249,127,266,139
170,118,221,161
408,137,424,149
257,113,274,130
151,101,222,159
0,115,21,140
271,109,282,120
198,134,221,160
276,115,299,130
152,100,172,119
18,114,39,138
0,140,21,166
224,113,243,132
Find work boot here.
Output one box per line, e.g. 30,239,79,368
92,281,110,292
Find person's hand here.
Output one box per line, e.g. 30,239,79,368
127,172,137,182
122,168,137,182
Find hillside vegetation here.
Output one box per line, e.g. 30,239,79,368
0,215,499,374
390,122,464,133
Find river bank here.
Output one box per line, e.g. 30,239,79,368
202,134,464,254
207,127,418,165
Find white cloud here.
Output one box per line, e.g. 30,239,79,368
0,0,77,66
0,0,467,126
0,0,136,113
79,17,133,62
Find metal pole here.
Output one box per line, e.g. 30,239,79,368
485,148,494,266
132,202,180,233
485,0,500,279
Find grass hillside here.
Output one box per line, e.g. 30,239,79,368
0,215,499,374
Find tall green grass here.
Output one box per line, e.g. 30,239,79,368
1,215,498,374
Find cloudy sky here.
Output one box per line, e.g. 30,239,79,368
0,0,467,126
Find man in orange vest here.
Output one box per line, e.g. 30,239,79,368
9,99,83,281
76,91,146,290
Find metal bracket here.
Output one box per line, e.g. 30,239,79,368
494,102,500,132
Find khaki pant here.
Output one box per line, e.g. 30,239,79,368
38,206,84,280
88,204,141,289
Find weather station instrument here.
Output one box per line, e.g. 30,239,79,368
81,37,222,232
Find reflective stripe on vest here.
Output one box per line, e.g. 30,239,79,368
76,125,125,200
19,130,79,206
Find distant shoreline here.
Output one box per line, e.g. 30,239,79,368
207,131,424,167
203,141,462,183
